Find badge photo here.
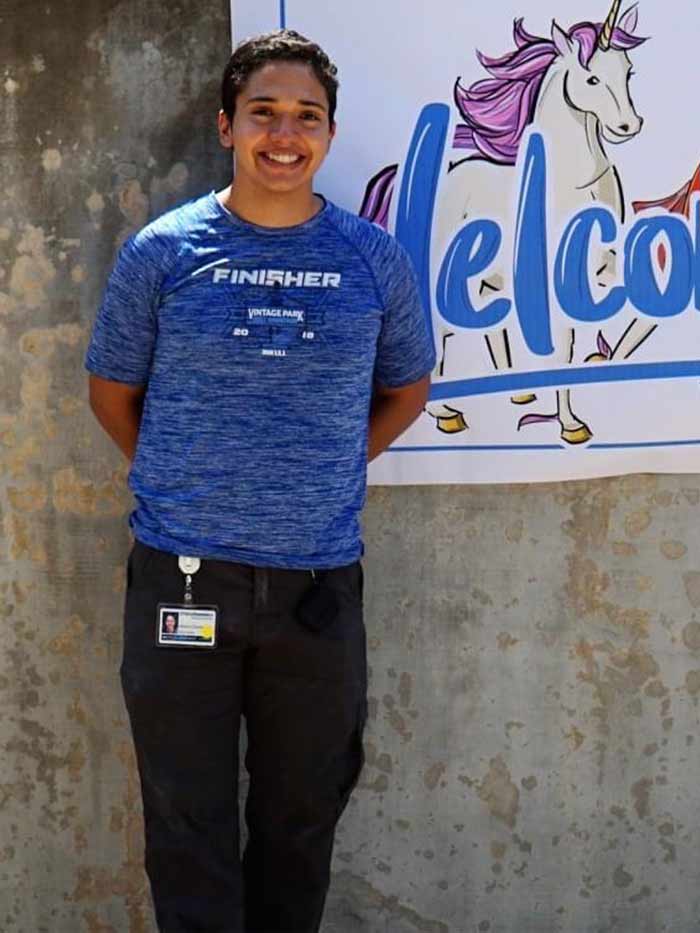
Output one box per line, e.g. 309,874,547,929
156,604,219,648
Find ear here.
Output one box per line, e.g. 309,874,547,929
618,4,639,34
217,110,234,150
551,20,575,58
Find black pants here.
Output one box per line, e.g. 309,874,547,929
120,541,368,933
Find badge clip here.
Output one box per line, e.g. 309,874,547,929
178,556,201,605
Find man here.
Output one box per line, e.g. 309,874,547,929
87,29,434,933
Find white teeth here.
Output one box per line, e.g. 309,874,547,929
265,152,301,164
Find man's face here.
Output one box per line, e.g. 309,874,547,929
218,61,335,197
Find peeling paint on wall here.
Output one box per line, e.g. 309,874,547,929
42,148,63,172
8,225,57,310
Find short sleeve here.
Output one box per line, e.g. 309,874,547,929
373,240,436,388
85,233,166,385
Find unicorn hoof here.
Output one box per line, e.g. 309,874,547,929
561,424,592,445
584,352,608,363
436,411,468,434
511,393,537,405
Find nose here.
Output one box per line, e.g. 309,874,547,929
619,115,643,135
269,114,297,139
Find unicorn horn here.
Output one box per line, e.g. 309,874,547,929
598,0,623,50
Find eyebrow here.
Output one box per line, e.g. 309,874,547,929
245,95,327,111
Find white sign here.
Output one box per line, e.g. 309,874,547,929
231,0,700,484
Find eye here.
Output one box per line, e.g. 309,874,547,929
251,107,273,118
300,111,321,123
587,75,600,86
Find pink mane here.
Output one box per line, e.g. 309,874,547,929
454,18,647,165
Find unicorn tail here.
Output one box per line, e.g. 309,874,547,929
359,164,398,230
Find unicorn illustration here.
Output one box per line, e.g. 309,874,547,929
362,0,652,443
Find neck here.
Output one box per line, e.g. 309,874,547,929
219,176,322,228
533,64,608,185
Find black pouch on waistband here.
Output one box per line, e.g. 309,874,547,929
295,576,340,633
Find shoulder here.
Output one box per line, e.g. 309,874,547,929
127,192,216,262
322,201,410,272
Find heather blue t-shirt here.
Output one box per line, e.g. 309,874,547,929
86,193,435,568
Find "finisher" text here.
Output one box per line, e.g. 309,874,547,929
213,268,341,288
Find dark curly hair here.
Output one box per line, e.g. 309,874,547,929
221,29,339,125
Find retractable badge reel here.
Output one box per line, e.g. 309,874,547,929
179,556,200,604
156,556,219,648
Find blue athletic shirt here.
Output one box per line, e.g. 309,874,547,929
86,192,435,568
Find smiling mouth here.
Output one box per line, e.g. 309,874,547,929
259,151,305,166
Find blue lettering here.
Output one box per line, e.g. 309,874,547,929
512,132,554,356
436,220,511,328
394,102,700,352
395,103,450,358
625,216,693,317
694,198,700,311
554,207,626,322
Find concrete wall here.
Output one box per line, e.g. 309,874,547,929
1,2,230,930
1,2,700,931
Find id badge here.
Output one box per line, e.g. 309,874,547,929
156,604,219,648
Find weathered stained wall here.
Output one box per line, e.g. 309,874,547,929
2,2,700,932
0,1,230,930
332,480,700,931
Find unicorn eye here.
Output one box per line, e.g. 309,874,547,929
587,75,600,86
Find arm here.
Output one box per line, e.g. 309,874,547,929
367,374,430,462
88,374,146,462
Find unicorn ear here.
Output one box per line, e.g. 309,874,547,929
551,20,575,57
618,4,639,34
